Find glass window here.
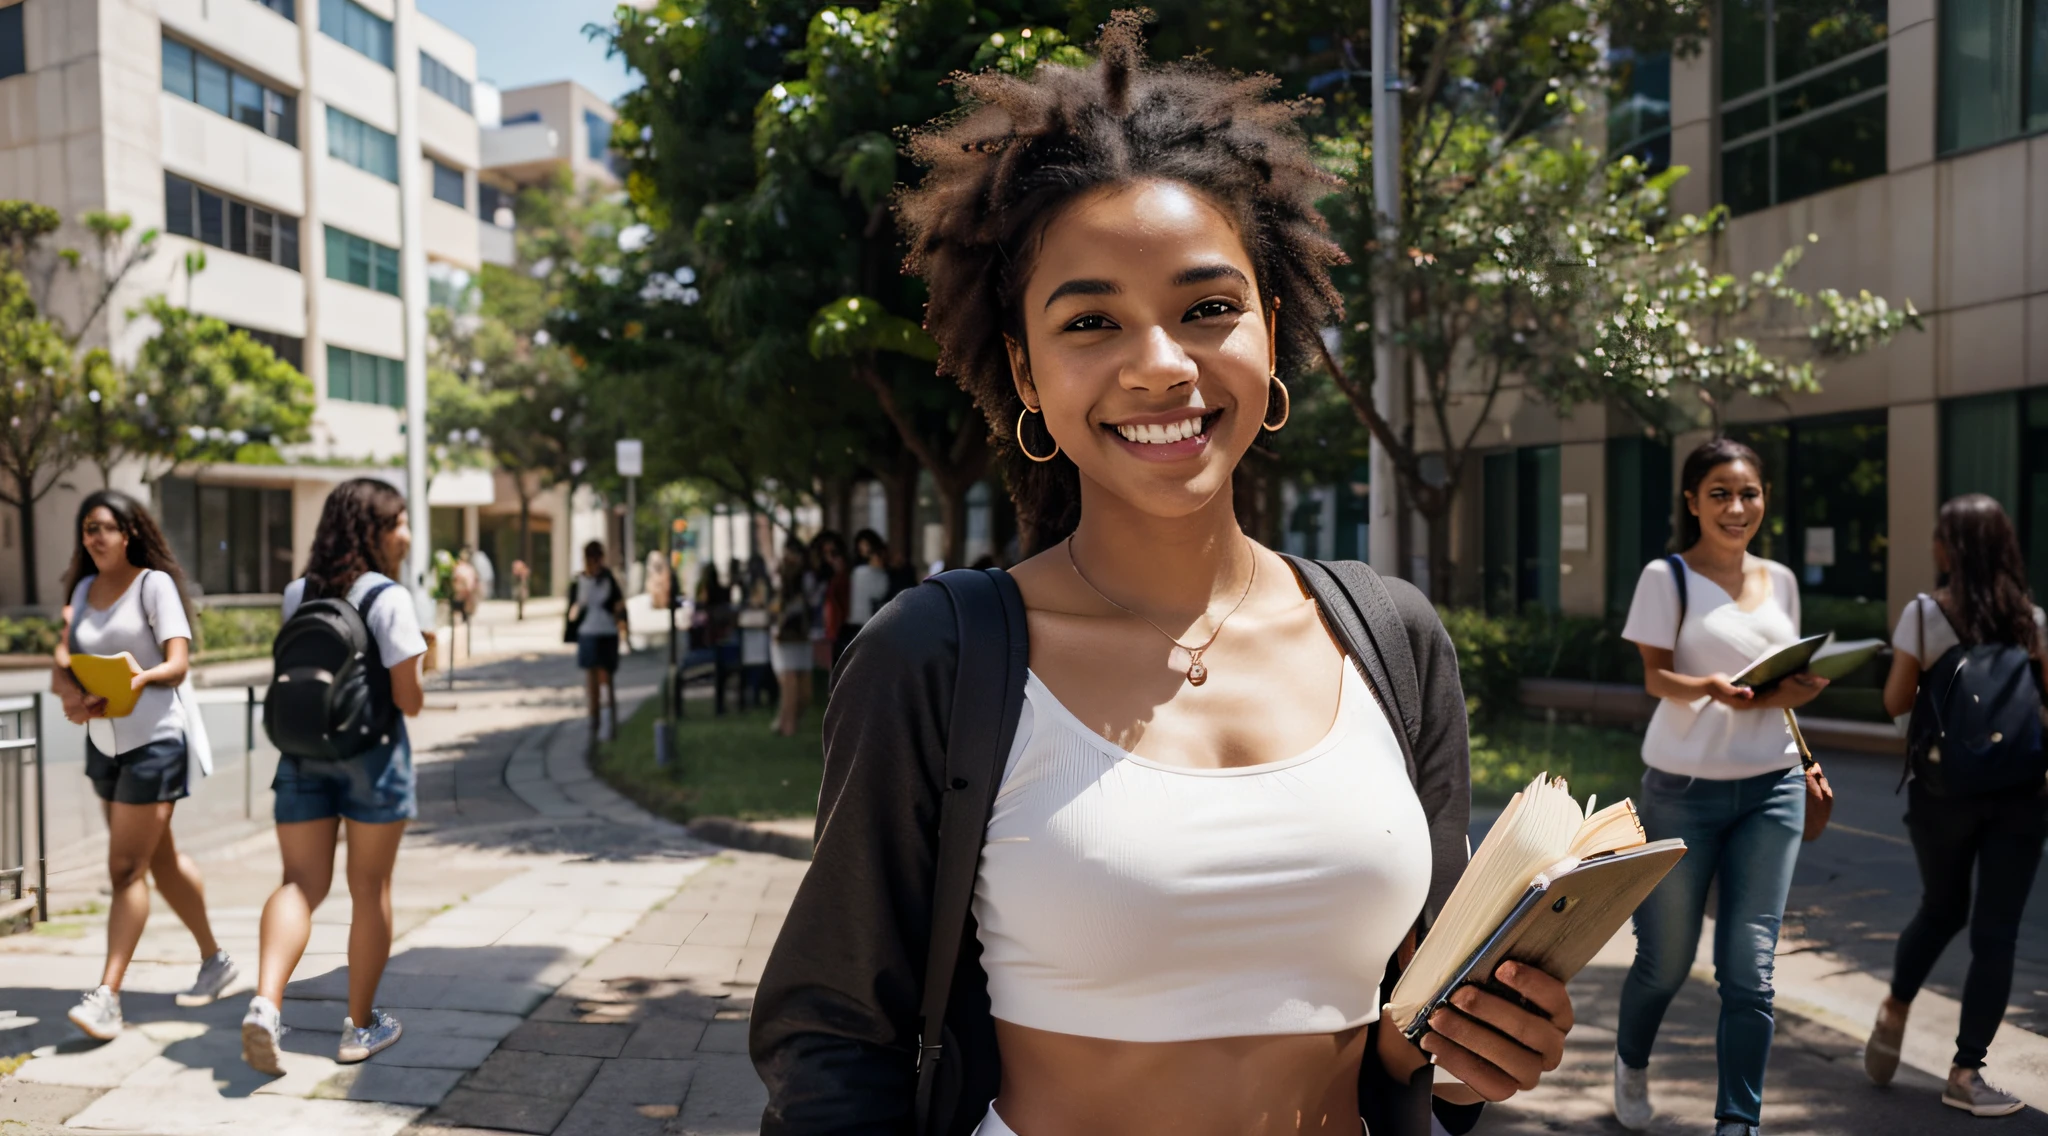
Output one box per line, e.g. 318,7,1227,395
584,109,611,161
327,107,397,182
196,54,231,116
257,0,296,19
421,51,473,114
162,39,195,100
321,0,393,67
1605,436,1673,616
197,189,225,247
325,226,347,281
267,90,297,146
251,208,275,261
326,345,352,400
164,173,195,238
1608,46,1672,171
228,201,248,254
198,485,232,595
1718,0,1888,213
431,160,464,206
325,226,399,295
1939,0,2026,152
0,4,21,81
232,72,265,131
279,215,299,271
374,243,399,295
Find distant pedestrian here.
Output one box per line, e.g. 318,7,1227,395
569,541,626,741
471,544,496,601
243,478,426,1074
1614,438,1828,1136
737,554,774,708
1865,494,2047,1117
813,530,848,673
511,558,530,619
770,539,814,737
840,530,891,661
51,490,235,1041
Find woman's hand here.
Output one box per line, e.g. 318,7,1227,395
59,686,107,724
1703,673,1754,708
1751,673,1828,710
1416,962,1575,1102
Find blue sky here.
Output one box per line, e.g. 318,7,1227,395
418,0,642,104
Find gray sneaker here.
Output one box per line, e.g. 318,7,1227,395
241,995,287,1076
1945,1067,2025,1118
175,950,239,1007
1714,1125,1759,1136
1613,1054,1653,1131
337,1009,402,1064
66,985,122,1041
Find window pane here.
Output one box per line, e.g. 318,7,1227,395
320,0,343,36
375,129,397,180
162,39,195,101
0,4,23,81
196,55,230,116
350,236,372,287
432,161,464,206
279,216,300,271
232,72,264,130
199,485,231,595
1723,137,1773,215
1940,0,2025,152
251,209,274,261
1776,51,1885,122
382,357,405,408
164,174,195,237
1775,0,1887,82
584,110,610,161
361,356,382,405
1724,96,1771,142
1722,0,1767,99
1778,94,1886,204
326,345,350,400
272,92,298,146
325,226,347,282
228,201,247,254
1606,48,1671,155
2032,1,2048,131
198,189,225,247
1943,392,2020,514
327,107,353,164
375,243,399,294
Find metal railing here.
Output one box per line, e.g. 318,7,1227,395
0,694,47,922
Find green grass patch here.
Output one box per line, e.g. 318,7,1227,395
592,697,824,823
1471,715,1647,807
32,921,86,939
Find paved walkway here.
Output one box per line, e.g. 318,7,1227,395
0,642,725,1135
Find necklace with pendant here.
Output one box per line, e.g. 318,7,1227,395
1065,535,1257,687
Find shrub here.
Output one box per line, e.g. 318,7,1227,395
194,605,280,659
0,615,61,655
1438,606,1643,722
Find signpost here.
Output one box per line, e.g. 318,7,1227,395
617,439,643,595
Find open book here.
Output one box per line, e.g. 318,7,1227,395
1384,774,1686,1042
1731,633,1886,690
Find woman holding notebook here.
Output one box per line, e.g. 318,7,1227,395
1863,494,2046,1118
49,490,238,1040
749,17,1578,1136
1615,438,1828,1136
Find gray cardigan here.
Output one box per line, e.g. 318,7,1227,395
749,560,1479,1136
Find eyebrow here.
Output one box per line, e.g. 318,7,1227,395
1042,264,1251,310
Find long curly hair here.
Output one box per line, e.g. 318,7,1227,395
1936,494,2041,653
304,478,408,600
63,490,194,620
897,10,1345,552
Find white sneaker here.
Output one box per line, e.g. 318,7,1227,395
241,995,287,1076
337,1009,402,1064
1614,1054,1653,1130
66,985,122,1041
1714,1124,1759,1136
175,950,239,1007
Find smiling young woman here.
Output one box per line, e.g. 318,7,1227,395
1612,438,1828,1136
748,15,1578,1136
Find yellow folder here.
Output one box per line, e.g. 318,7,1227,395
70,653,144,719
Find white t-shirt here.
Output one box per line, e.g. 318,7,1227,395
1892,593,2048,667
848,564,890,626
574,572,617,636
283,573,428,668
1621,556,1803,779
69,570,193,754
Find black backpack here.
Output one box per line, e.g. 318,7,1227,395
1905,594,2047,797
265,580,399,761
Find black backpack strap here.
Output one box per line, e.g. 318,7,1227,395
914,567,1029,1133
1665,553,1688,635
355,580,398,671
1281,555,1421,772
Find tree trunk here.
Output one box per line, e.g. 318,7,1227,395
1425,501,1455,606
516,482,533,617
14,491,37,607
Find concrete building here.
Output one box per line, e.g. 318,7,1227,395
0,0,597,610
1397,0,2047,656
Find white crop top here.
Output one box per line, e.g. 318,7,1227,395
972,661,1433,1043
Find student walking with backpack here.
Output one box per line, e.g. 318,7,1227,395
50,490,236,1039
568,541,626,741
242,478,426,1074
1863,494,2047,1117
750,18,1579,1136
1613,438,1830,1136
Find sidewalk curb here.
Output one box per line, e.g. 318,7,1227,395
686,816,813,861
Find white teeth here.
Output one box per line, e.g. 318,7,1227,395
1117,417,1205,444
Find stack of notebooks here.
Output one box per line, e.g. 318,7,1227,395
1386,774,1688,1042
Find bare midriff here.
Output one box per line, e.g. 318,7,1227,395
989,1019,1370,1135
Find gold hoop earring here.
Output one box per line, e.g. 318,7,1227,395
1262,376,1290,432
1017,405,1061,462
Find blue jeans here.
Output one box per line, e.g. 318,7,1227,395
1616,765,1805,1127
272,723,417,825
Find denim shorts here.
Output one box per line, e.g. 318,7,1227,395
272,725,417,824
87,735,189,805
577,632,620,672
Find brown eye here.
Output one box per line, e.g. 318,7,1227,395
1063,314,1117,332
1184,299,1240,321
